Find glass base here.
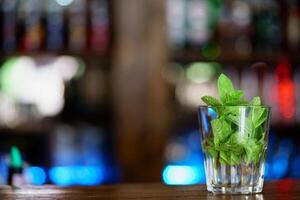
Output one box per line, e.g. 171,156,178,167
207,185,263,194
204,156,265,194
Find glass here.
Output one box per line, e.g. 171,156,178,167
198,105,271,194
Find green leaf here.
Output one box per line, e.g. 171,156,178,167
227,90,245,103
232,90,244,99
201,96,222,106
201,96,223,116
224,114,240,126
254,109,268,128
223,106,240,116
218,74,234,103
222,90,248,105
217,133,243,165
250,96,261,106
230,153,241,165
243,138,263,164
220,133,243,153
253,126,264,141
219,150,241,165
211,118,231,147
219,156,228,165
225,112,255,146
248,96,268,129
249,107,267,129
220,151,231,165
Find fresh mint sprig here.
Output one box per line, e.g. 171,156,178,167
201,74,268,166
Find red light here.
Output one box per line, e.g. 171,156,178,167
278,80,295,119
276,58,291,81
275,59,296,122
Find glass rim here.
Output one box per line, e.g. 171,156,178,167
198,105,271,109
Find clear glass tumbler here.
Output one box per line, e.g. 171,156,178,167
198,105,271,194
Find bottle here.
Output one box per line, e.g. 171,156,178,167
68,0,87,52
20,0,44,52
166,0,186,50
8,146,24,187
251,0,281,54
88,0,109,54
46,0,64,50
186,0,210,49
2,0,18,52
287,4,300,51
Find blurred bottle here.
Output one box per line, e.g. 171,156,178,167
232,0,252,56
88,0,109,54
20,0,44,52
251,0,281,54
52,124,105,166
68,0,87,52
217,0,234,54
167,0,186,50
218,0,252,56
46,0,64,50
8,146,24,187
52,125,79,166
186,0,210,48
287,2,300,51
2,0,18,52
81,126,104,166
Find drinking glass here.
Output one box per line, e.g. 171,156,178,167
198,105,271,194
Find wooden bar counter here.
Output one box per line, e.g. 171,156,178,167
0,180,299,199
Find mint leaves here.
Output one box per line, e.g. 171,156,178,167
201,74,269,166
201,96,222,106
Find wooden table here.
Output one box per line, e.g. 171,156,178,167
0,179,299,199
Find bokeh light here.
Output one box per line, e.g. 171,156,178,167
55,0,74,7
49,166,104,186
24,167,47,185
162,165,203,185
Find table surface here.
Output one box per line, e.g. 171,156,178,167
0,179,299,199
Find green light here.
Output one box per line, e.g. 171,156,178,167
206,0,222,30
10,146,22,169
202,43,220,60
186,62,220,84
75,58,86,78
0,57,18,95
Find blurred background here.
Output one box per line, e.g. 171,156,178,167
0,0,299,186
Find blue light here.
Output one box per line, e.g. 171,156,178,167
162,165,203,185
291,156,300,177
49,166,73,186
24,167,46,185
74,166,104,185
278,139,294,155
271,154,288,179
49,166,104,186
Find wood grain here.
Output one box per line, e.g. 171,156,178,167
0,180,299,200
